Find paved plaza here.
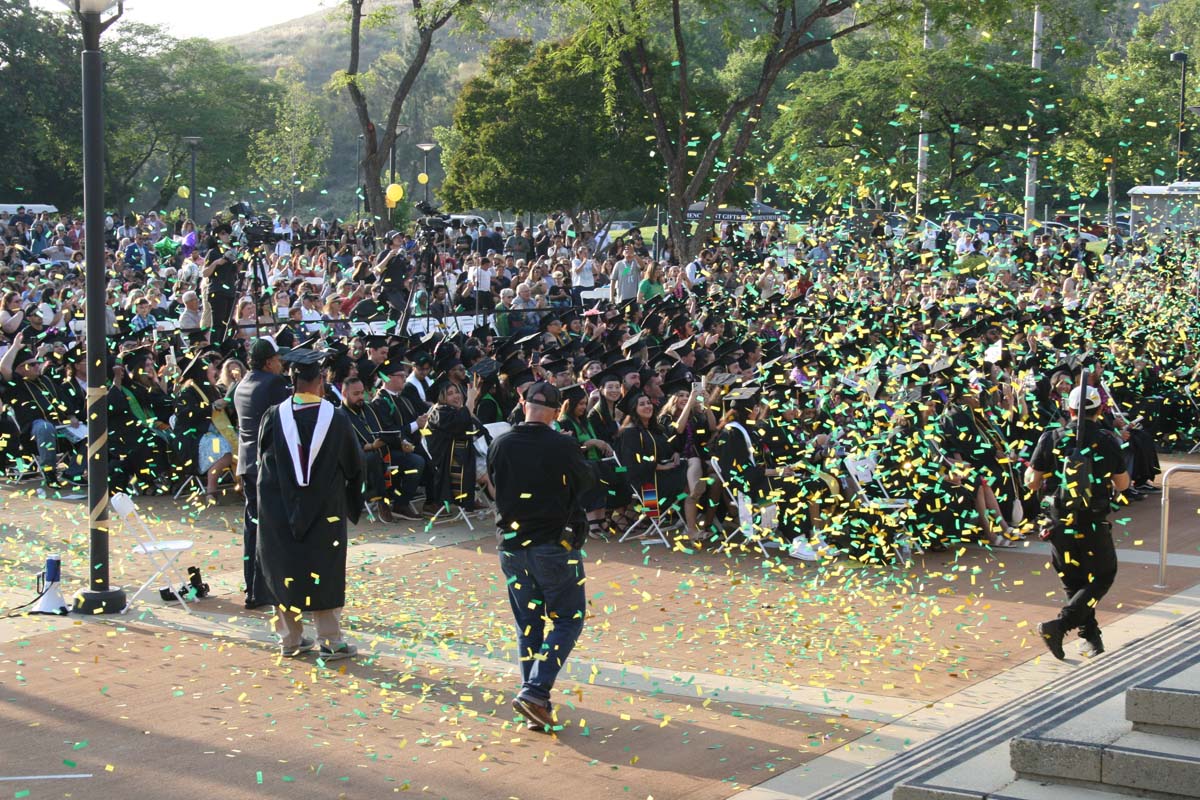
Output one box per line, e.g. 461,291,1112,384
2,461,1199,800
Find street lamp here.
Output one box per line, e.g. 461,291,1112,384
181,136,201,223
356,134,364,215
60,0,126,615
390,124,409,186
416,142,437,204
1170,52,1188,182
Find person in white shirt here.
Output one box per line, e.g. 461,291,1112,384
470,257,496,312
685,248,714,286
570,244,596,306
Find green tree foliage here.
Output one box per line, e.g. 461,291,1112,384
771,51,1071,209
438,39,661,215
249,69,333,215
0,1,273,215
1053,0,1200,195
103,24,275,214
0,0,83,208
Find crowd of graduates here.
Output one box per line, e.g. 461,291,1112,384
2,201,1200,561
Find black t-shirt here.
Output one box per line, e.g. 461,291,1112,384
375,249,409,290
1030,419,1126,518
204,246,238,297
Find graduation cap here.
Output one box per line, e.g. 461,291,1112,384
281,347,326,366
622,329,649,351
468,357,498,379
661,364,693,396
494,337,521,361
538,312,565,332
435,353,464,374
666,335,694,357
723,386,760,408
178,344,220,383
363,334,388,350
560,384,587,406
558,308,580,327
617,390,646,416
379,359,409,376
540,358,571,376
594,358,641,386
515,331,542,351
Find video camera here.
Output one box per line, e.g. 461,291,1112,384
415,200,451,239
229,202,285,247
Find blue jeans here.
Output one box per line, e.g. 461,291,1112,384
499,542,586,706
30,419,58,480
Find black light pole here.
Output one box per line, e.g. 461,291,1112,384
63,0,126,615
356,134,364,215
417,142,437,204
1171,52,1188,182
390,124,409,185
182,136,201,222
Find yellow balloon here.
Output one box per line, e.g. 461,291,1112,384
177,185,190,199
386,183,405,202
417,172,429,185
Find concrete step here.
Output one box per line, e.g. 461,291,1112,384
892,786,986,800
1127,685,1200,740
1012,729,1200,799
988,778,1141,800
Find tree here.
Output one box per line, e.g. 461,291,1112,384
1054,0,1200,198
565,0,1051,259
770,50,1071,210
331,0,489,234
102,25,275,215
0,0,83,208
249,70,333,215
438,39,661,216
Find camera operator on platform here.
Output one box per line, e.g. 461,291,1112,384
202,222,239,343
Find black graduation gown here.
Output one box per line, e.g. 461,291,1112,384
712,424,768,499
617,424,687,506
172,382,212,472
253,402,363,611
426,403,484,505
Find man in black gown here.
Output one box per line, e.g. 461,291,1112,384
254,348,364,660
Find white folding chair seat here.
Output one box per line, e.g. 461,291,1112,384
708,459,780,557
110,492,195,612
842,452,916,560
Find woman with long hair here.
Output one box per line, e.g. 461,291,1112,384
659,382,719,540
637,261,665,304
556,385,628,538
426,379,491,509
617,391,688,537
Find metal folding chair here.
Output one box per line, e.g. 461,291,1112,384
708,459,780,558
842,452,916,561
110,492,195,612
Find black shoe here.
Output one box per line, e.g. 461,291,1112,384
1135,482,1161,493
244,598,272,611
1124,490,1146,502
1080,632,1105,657
1037,620,1066,660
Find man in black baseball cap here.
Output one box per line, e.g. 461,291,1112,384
486,379,594,732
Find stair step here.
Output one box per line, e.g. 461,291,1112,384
1012,731,1200,799
892,785,986,800
989,778,1138,800
1127,686,1200,739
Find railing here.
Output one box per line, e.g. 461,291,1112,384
1156,464,1200,588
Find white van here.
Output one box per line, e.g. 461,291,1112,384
449,214,487,230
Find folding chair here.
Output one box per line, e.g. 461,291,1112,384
612,452,679,547
110,492,195,612
708,460,782,558
842,452,916,561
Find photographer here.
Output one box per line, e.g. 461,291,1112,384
374,232,410,319
202,223,239,343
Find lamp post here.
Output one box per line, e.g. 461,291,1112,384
61,0,126,615
417,142,437,204
390,124,409,186
1170,52,1188,182
181,136,201,222
356,134,364,215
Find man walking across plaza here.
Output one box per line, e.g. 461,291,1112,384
487,382,596,732
1025,379,1129,660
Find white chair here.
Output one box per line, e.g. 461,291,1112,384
612,452,678,547
708,460,781,558
842,453,915,561
110,492,195,612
